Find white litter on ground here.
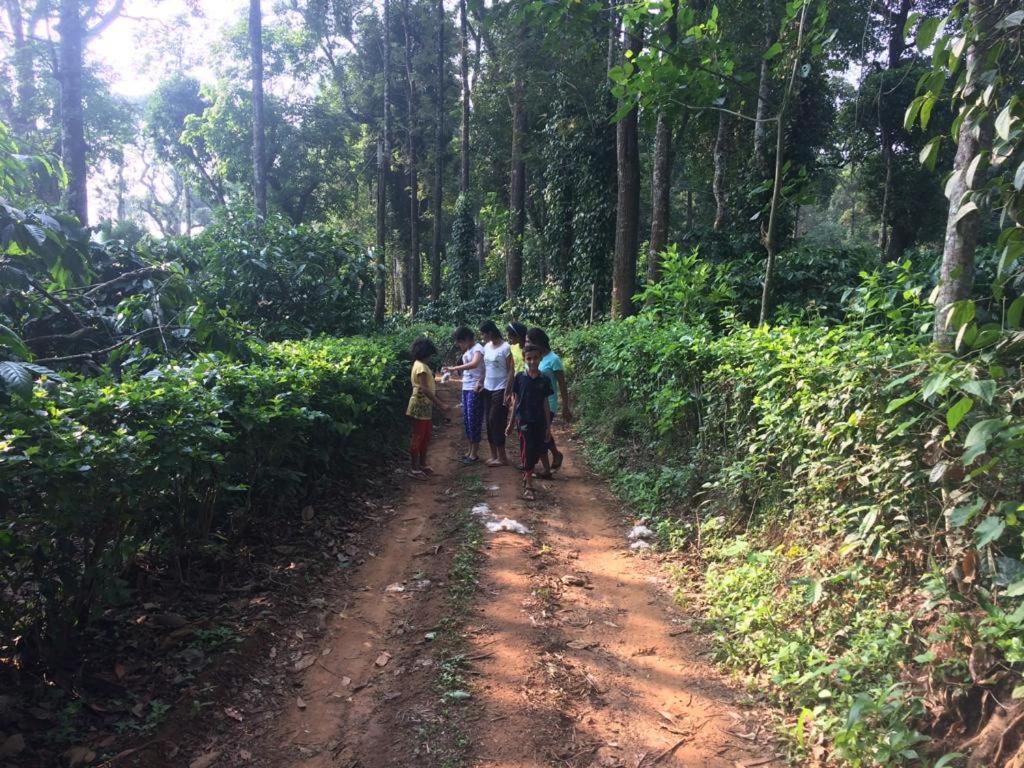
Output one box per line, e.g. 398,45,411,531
471,503,493,518
630,540,653,551
627,524,655,541
486,518,531,535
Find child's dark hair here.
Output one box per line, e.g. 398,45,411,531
526,327,551,351
410,337,438,361
523,343,543,355
479,320,501,339
507,321,527,342
454,326,475,342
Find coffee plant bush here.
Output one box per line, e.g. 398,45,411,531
0,331,439,660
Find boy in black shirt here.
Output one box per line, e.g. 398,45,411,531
506,344,554,500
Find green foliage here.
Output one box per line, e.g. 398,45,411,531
0,333,420,657
564,286,1024,764
444,194,478,302
634,245,734,322
186,208,374,340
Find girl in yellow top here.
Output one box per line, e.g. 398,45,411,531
507,322,528,373
407,337,449,479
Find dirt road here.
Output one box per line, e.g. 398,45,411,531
175,381,781,768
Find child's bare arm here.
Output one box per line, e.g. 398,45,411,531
506,394,517,435
444,352,482,373
418,372,449,411
543,398,552,441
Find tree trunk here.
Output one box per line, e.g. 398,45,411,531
646,0,678,292
611,27,643,320
877,0,913,261
933,0,993,347
759,0,809,326
374,0,392,325
6,0,34,135
116,162,126,222
58,0,88,225
459,0,470,195
712,112,728,231
752,1,773,180
249,0,267,217
430,0,444,302
647,113,672,289
507,77,525,298
402,0,419,314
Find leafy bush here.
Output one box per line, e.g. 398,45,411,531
0,332,435,659
563,302,1024,765
185,208,374,340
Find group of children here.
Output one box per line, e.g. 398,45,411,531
405,322,572,500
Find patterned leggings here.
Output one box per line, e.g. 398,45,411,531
462,389,483,443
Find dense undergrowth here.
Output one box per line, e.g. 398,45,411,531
0,327,445,661
564,271,1024,766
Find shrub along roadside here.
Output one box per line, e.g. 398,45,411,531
0,328,444,661
563,313,1024,766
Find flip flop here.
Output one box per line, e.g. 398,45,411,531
460,456,479,465
408,470,428,481
521,488,536,501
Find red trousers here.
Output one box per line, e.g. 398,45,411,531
409,417,432,458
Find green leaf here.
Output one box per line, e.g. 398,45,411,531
947,300,975,330
949,499,983,528
934,754,964,768
955,200,979,224
1008,296,1024,328
886,393,917,413
916,17,940,51
997,10,1024,29
963,418,1004,464
946,396,973,431
1015,159,1024,191
0,361,33,399
921,371,952,400
961,379,996,405
995,104,1014,141
975,516,1006,548
1006,578,1024,597
0,323,30,359
763,42,783,60
904,96,924,131
919,137,941,171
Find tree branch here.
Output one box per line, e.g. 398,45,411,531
33,325,184,365
84,0,126,39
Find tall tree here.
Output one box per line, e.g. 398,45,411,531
611,26,643,319
875,0,913,258
459,0,470,195
759,0,811,325
712,112,728,231
375,0,392,324
429,0,444,302
932,0,993,346
57,0,87,224
646,0,679,290
401,0,419,314
249,0,268,216
751,0,775,178
507,76,525,298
